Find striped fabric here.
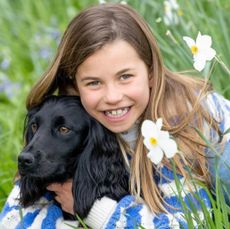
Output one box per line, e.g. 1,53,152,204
0,183,78,229
104,166,211,229
0,92,229,228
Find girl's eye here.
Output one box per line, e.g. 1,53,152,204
59,126,70,134
120,74,132,80
86,81,100,87
31,123,38,133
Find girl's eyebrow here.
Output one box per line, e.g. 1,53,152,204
80,76,100,82
115,68,133,76
80,68,134,82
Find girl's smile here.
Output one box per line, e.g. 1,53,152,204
104,106,130,121
105,106,129,116
76,40,152,133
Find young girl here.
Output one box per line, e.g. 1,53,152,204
1,3,230,229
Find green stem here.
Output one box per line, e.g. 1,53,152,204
214,56,230,76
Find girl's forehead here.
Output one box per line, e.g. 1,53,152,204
76,41,145,78
76,40,142,74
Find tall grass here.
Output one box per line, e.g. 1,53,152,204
0,0,229,226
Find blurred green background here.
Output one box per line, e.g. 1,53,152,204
0,0,230,210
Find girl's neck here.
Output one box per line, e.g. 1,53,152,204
120,122,139,150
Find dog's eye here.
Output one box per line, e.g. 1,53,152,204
31,123,38,133
59,126,70,134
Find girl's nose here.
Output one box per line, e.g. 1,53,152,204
104,85,123,104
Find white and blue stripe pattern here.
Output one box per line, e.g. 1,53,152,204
104,166,211,229
0,184,78,229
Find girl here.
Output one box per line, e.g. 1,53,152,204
1,3,230,228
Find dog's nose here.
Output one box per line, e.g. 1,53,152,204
18,153,35,167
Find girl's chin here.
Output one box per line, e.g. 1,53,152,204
101,119,134,133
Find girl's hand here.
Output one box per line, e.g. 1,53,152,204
47,179,74,214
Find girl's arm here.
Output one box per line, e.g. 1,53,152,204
1,167,211,228
205,92,230,200
84,166,211,229
0,183,79,229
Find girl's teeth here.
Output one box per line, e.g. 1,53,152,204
106,108,128,117
112,110,117,115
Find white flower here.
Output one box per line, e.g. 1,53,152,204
163,0,180,25
141,119,178,165
183,32,216,71
99,0,106,4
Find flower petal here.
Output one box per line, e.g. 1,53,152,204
156,118,163,131
204,48,216,61
159,130,170,140
193,58,206,71
170,0,179,9
159,138,178,158
196,33,212,48
141,120,158,138
147,147,164,165
183,36,195,48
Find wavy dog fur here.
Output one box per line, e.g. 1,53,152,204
18,96,129,218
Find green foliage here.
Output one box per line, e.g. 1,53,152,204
128,0,230,98
171,166,230,229
0,0,230,227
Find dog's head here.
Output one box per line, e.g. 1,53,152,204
18,96,129,218
18,96,88,181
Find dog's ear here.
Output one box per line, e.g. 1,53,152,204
23,106,40,144
72,118,129,218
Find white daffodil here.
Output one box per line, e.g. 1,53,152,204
98,0,106,4
183,32,216,72
163,0,180,25
141,119,178,165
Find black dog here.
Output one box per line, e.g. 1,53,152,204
18,95,129,219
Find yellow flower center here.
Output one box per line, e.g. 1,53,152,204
191,45,198,54
150,137,157,146
177,9,183,16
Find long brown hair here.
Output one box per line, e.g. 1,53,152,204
26,3,217,213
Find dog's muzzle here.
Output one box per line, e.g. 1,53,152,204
18,152,35,175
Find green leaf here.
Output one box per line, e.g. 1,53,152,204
223,127,230,136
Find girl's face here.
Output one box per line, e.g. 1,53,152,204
76,40,151,133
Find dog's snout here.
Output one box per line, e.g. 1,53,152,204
18,153,35,167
